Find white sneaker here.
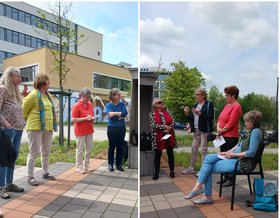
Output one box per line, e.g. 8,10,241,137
182,167,195,174
76,168,85,174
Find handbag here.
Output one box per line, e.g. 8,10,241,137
0,111,17,167
253,178,278,212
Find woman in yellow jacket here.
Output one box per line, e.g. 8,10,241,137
22,73,57,186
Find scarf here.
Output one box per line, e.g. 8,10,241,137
37,90,57,131
154,110,177,150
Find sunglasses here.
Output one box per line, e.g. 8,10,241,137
157,101,163,104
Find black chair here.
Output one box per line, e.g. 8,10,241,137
219,140,268,210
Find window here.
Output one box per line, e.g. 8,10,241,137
93,73,131,91
25,35,31,47
19,33,24,45
31,15,36,26
19,11,24,22
6,29,12,42
0,51,4,64
25,13,31,25
37,38,42,48
12,8,18,20
12,31,19,44
31,37,36,48
52,24,58,33
0,3,4,16
0,27,4,40
98,52,101,56
20,65,37,82
5,5,12,18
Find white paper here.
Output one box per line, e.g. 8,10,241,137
217,154,227,160
92,114,100,120
213,136,226,148
161,134,171,140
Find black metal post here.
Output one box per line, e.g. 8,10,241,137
59,90,64,146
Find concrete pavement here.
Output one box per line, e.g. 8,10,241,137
0,160,138,218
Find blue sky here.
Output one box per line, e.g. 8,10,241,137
140,2,278,97
24,1,138,67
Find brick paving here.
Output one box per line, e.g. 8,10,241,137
0,159,138,218
140,167,278,218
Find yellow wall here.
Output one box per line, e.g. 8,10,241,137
4,48,131,101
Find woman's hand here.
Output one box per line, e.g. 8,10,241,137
85,115,93,121
4,120,12,129
192,108,201,115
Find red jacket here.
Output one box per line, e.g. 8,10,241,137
218,102,242,138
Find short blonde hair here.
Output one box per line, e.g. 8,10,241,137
34,73,50,90
109,88,120,101
195,88,207,100
243,110,263,128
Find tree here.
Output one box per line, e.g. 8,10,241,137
208,85,226,122
163,61,205,122
239,93,276,128
36,2,85,145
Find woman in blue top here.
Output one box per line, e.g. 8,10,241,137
184,110,263,204
106,88,128,172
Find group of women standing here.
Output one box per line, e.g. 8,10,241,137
0,66,128,201
150,86,263,205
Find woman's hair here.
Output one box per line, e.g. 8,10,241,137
195,88,207,100
243,110,263,128
0,66,22,102
79,87,92,97
34,73,50,90
224,85,239,99
109,88,120,101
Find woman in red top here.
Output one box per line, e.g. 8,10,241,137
149,98,177,180
72,88,95,174
217,85,242,186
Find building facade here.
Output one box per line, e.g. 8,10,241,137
0,2,103,74
3,47,131,101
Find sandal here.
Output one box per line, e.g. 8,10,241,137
0,188,10,199
6,184,24,192
27,177,39,186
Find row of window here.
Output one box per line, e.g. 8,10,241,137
93,73,131,92
0,3,67,34
0,27,59,50
0,50,16,63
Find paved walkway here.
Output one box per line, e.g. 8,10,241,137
0,160,138,217
140,167,278,218
175,147,278,154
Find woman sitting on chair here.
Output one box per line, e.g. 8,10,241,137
184,110,263,204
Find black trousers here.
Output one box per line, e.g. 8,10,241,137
220,137,238,152
107,126,126,165
154,147,174,174
220,137,238,180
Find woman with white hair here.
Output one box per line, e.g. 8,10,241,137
72,87,95,174
106,88,128,172
0,67,25,199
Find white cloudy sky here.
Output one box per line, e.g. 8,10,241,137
24,1,138,67
140,2,278,97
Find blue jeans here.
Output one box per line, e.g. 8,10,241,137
107,126,126,165
0,128,23,187
198,154,240,196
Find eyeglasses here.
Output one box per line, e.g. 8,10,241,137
195,93,202,96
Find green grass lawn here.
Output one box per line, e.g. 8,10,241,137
17,136,108,167
160,152,278,171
